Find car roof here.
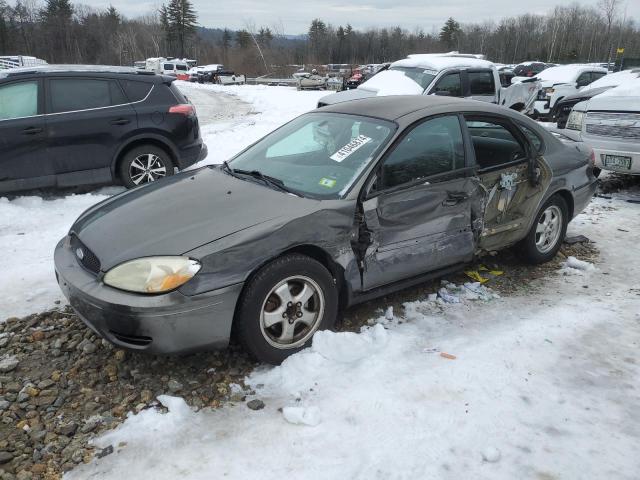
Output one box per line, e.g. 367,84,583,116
0,64,157,80
317,95,510,121
392,55,494,72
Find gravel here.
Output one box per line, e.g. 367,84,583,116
0,309,257,478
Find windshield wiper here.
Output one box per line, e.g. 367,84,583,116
232,168,305,198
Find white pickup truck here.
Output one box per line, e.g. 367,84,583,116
528,65,608,119
318,54,540,113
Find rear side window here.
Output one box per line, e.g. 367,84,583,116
465,118,526,169
163,63,174,70
468,71,495,95
433,73,462,96
120,80,153,102
518,123,543,153
49,79,127,113
382,115,465,188
0,81,38,120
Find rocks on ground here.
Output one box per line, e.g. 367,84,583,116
0,308,256,478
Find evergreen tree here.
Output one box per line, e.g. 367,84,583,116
257,27,273,48
235,29,251,49
159,0,197,57
439,17,461,49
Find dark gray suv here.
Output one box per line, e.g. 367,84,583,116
0,65,207,193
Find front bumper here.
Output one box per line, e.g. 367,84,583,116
54,236,242,354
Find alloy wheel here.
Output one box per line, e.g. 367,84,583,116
259,275,325,349
129,154,167,185
535,205,562,254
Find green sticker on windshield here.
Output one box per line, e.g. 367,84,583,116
319,177,337,188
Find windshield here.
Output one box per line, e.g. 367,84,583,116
229,113,395,199
388,66,437,89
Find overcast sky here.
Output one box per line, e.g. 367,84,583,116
84,0,639,34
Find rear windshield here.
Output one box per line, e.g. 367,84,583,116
169,83,188,103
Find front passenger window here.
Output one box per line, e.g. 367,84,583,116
381,115,465,188
0,81,38,120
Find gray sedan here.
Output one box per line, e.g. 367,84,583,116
54,96,597,364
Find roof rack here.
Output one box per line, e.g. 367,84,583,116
0,64,157,78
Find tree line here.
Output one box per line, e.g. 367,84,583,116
1,0,638,76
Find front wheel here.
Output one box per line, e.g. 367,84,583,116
518,195,569,264
235,254,338,364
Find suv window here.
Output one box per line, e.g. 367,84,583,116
382,115,465,188
0,81,38,120
468,71,495,95
465,118,526,169
576,72,592,87
120,80,153,102
163,63,174,70
432,73,462,96
49,79,127,113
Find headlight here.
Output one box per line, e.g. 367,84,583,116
566,110,585,131
103,256,201,294
545,87,555,96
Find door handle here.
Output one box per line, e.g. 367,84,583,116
110,118,131,126
21,126,43,135
443,192,469,206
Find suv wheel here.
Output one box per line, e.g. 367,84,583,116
119,145,174,188
235,254,338,364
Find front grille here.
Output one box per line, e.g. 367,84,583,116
585,112,640,139
69,235,101,274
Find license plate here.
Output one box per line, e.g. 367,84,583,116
603,154,632,170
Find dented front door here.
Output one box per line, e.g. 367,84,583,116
361,177,477,290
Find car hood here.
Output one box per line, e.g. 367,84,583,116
559,86,611,104
71,167,318,271
583,95,640,113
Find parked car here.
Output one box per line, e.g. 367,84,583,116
318,54,540,114
512,61,548,78
553,69,640,128
531,65,607,119
55,96,597,364
145,57,189,78
0,65,207,193
563,79,640,175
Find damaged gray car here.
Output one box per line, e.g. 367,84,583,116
54,96,598,364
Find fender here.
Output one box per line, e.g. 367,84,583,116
110,132,179,177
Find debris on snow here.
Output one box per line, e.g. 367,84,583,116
438,282,500,304
564,235,591,245
247,399,265,411
440,352,457,360
282,406,321,427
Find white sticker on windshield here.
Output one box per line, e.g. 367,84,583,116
330,135,372,162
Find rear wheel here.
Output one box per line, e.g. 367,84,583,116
119,144,174,189
519,195,568,264
235,254,338,364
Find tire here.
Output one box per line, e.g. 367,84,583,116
119,144,174,189
518,195,569,264
235,254,338,364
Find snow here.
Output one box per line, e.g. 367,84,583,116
66,196,640,480
597,78,640,98
583,69,640,91
358,69,424,95
535,65,606,84
0,84,325,319
393,55,494,71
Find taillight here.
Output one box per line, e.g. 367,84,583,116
589,148,596,168
168,104,195,116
